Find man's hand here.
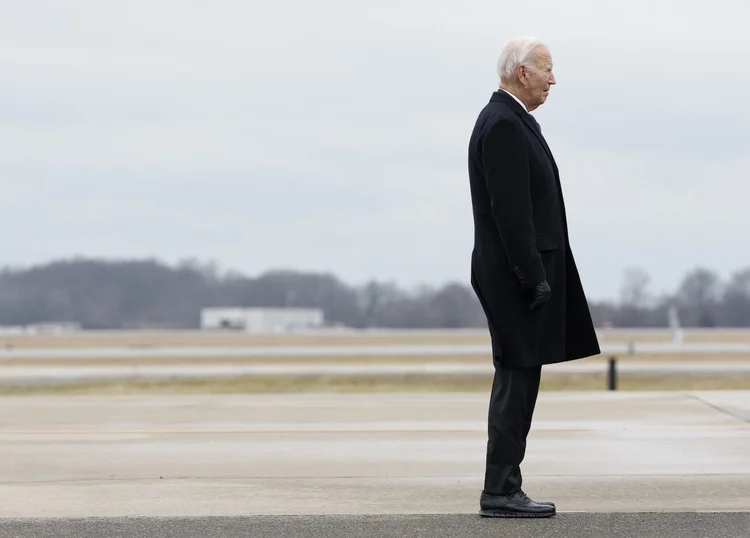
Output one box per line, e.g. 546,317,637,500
528,280,551,311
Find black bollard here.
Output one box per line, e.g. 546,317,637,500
607,357,617,391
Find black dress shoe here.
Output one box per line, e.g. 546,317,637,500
480,490,555,508
479,491,556,518
520,490,555,509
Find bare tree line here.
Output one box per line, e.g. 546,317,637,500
0,258,747,329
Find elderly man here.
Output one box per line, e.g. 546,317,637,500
467,37,601,518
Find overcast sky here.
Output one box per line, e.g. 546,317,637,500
1,0,747,301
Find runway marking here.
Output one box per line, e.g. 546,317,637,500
0,424,749,435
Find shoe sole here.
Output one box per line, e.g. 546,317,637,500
479,509,556,518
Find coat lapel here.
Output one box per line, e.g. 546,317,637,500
520,115,555,165
490,91,558,171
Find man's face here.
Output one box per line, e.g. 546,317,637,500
521,47,556,111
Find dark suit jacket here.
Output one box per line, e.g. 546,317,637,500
467,90,600,367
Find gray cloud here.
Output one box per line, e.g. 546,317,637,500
0,0,747,300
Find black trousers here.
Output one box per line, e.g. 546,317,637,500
483,361,542,495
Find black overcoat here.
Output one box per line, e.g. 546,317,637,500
467,90,600,368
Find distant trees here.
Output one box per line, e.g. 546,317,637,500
591,266,750,329
673,268,722,327
718,269,750,327
0,258,748,329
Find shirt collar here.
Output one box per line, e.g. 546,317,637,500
499,88,528,112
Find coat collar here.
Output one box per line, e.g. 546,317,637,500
490,90,556,167
490,89,528,115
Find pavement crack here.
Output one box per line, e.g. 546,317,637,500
689,395,750,424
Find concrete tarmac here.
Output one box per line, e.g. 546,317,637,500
2,513,749,538
1,391,748,536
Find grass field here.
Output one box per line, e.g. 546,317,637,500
2,352,750,368
3,372,749,396
1,328,747,396
1,327,749,349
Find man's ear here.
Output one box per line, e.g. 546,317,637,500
514,65,527,85
518,65,528,85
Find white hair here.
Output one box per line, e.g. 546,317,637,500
496,37,547,82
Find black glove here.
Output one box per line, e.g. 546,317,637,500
527,280,551,311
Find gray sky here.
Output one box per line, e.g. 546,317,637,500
1,0,748,301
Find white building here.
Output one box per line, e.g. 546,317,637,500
200,307,324,333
